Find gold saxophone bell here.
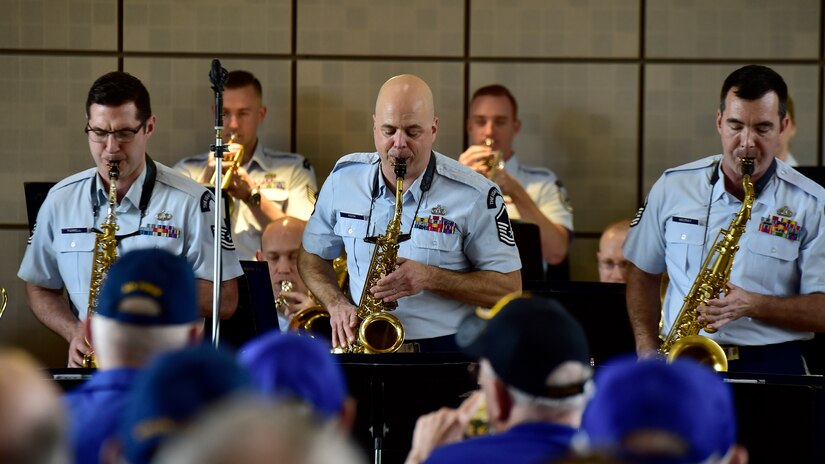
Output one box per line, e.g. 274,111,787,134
483,138,504,181
209,134,244,189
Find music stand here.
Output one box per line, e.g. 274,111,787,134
24,181,56,235
510,219,545,283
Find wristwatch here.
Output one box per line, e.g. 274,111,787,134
245,187,262,206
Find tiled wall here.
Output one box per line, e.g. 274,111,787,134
1,0,822,365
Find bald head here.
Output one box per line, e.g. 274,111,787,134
375,74,435,121
598,219,632,284
262,217,307,246
258,217,308,295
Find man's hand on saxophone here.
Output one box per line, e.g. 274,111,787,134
68,321,91,368
326,301,359,350
370,258,430,303
698,282,760,331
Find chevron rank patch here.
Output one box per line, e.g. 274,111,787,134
495,204,516,246
211,225,235,250
630,200,647,227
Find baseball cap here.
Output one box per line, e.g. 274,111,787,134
120,345,252,464
238,331,347,419
582,356,737,464
96,248,198,326
455,293,591,398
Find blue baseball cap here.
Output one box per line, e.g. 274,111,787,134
96,248,198,325
120,345,252,464
238,331,347,419
455,294,591,398
582,356,737,464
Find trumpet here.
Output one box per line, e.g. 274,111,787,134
483,138,504,181
209,133,244,190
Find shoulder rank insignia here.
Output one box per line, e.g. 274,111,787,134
431,204,446,215
776,206,794,218
156,211,172,221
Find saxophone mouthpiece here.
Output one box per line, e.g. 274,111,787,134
394,158,407,179
739,157,755,177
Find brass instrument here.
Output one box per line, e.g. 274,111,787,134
287,255,348,340
83,162,121,368
483,138,504,181
209,134,244,190
0,287,7,319
660,158,756,372
342,159,408,354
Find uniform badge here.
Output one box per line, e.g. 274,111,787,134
630,199,647,227
156,211,172,221
758,215,801,241
776,206,794,217
211,225,236,250
495,204,516,246
139,224,180,239
200,191,213,213
555,180,574,213
431,204,446,215
413,215,457,234
487,187,502,209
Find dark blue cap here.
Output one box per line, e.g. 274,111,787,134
582,356,737,464
96,248,198,325
120,345,252,464
238,331,347,419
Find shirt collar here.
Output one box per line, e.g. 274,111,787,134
711,158,776,204
96,162,148,210
376,155,431,204
504,152,520,172
246,138,265,171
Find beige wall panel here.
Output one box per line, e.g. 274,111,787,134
470,63,639,234
647,0,819,59
123,58,293,168
0,230,68,368
296,61,464,182
0,0,117,50
569,236,599,282
0,56,117,224
297,0,463,56
470,0,639,58
643,64,818,194
123,0,291,53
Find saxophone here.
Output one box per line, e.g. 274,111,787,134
341,159,408,354
660,157,756,372
82,162,120,368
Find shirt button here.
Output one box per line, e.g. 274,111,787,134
771,247,777,253
70,241,76,248
348,228,353,235
432,240,437,246
680,234,687,240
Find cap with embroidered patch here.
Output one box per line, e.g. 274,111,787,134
95,248,198,325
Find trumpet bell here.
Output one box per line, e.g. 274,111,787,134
287,305,332,341
666,334,728,372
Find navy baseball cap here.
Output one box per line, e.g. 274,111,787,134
96,248,198,325
582,356,737,464
238,331,348,419
455,293,590,398
120,345,252,464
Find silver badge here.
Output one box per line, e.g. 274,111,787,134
431,204,446,215
156,211,172,221
776,206,794,218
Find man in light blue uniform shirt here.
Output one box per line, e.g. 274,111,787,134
18,72,243,367
175,70,318,261
300,75,522,352
624,65,825,374
459,85,573,268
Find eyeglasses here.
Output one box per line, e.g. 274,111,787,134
85,121,146,143
597,259,630,271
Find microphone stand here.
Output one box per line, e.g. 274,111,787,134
208,59,228,348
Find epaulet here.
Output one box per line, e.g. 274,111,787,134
261,148,314,172
779,163,825,201
177,152,209,165
663,155,721,175
154,161,210,199
332,152,379,173
520,164,556,177
50,167,97,192
433,152,492,194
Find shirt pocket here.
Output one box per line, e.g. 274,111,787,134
410,230,463,268
746,232,800,262
334,217,370,271
126,232,186,256
664,221,706,274
54,233,96,295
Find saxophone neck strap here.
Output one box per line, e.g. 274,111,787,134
90,155,157,218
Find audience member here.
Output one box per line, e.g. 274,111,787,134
64,248,202,464
597,219,631,284
581,356,748,464
405,294,592,464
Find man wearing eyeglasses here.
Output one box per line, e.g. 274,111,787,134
175,70,318,261
597,219,631,284
18,71,244,367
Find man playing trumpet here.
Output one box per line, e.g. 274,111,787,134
176,70,318,260
459,85,573,268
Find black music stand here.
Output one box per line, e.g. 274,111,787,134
524,280,635,366
24,181,56,235
510,219,545,283
205,260,279,349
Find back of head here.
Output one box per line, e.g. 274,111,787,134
93,248,200,367
238,331,348,420
120,345,252,464
582,356,737,463
720,64,788,119
456,294,592,404
0,349,68,464
86,71,152,122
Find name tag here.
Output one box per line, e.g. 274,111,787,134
340,212,366,221
671,216,700,225
61,227,92,234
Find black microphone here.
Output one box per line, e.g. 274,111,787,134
209,59,227,91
